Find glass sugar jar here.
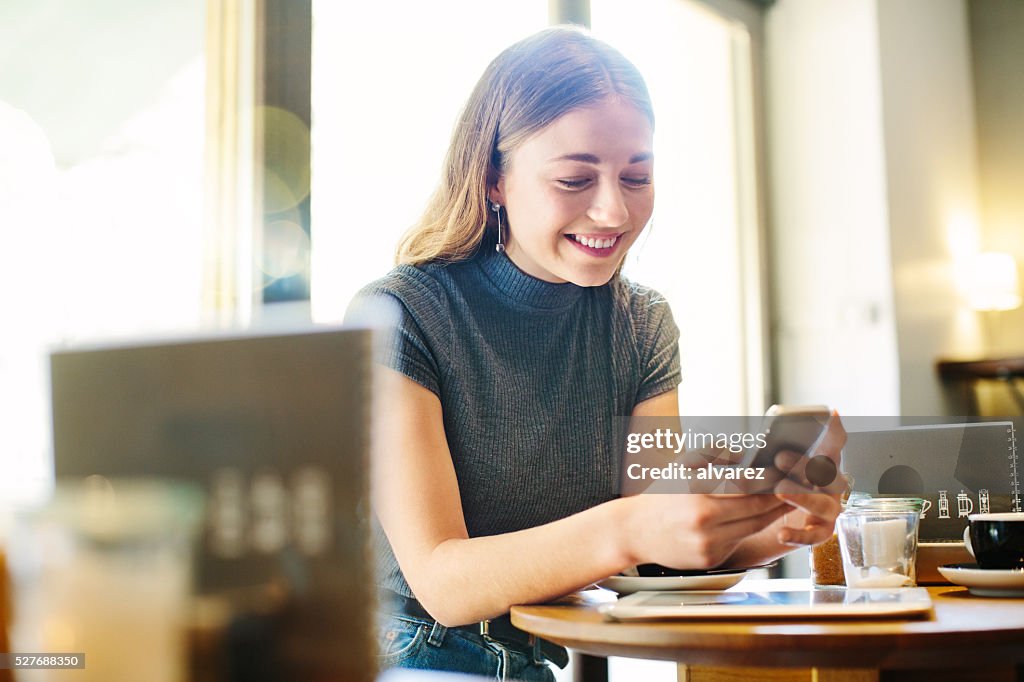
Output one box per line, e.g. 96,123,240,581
838,495,926,587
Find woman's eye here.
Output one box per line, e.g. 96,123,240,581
622,176,652,187
556,178,592,190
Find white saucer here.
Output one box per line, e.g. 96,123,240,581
937,563,1024,598
598,569,751,594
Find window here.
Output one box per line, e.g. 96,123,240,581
310,1,548,322
0,3,206,503
593,0,766,416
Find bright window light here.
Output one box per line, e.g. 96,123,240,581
964,252,1021,312
310,1,547,323
593,0,762,415
0,61,205,505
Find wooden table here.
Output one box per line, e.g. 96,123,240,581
511,580,1024,682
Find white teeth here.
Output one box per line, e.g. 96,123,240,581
573,235,618,249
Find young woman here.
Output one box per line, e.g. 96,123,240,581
349,26,844,681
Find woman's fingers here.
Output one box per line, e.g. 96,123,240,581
660,497,790,567
697,493,789,524
715,501,791,543
773,487,842,546
812,411,847,472
778,522,835,546
776,484,841,516
778,506,836,545
634,494,783,569
773,458,848,497
771,412,848,491
773,449,811,486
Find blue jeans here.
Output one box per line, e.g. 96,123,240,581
377,613,556,682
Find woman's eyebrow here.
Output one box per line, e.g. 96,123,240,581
547,152,654,164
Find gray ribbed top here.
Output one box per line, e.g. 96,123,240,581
348,245,681,600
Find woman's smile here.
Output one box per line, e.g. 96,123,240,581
565,233,624,257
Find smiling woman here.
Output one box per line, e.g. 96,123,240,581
311,0,767,419
342,25,842,681
343,28,685,680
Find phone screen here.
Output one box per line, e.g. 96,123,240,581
747,411,831,473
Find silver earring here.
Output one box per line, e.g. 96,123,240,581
492,201,505,253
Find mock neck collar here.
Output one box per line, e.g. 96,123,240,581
474,245,586,311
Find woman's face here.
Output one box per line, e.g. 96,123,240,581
490,97,655,287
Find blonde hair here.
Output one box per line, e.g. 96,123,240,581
396,26,654,266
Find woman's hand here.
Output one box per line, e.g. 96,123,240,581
773,485,843,546
761,409,847,548
617,492,790,570
619,390,795,569
722,412,848,566
772,410,848,546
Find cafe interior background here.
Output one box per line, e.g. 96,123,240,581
1,0,1022,680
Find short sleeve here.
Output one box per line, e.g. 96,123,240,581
345,283,443,397
633,289,682,404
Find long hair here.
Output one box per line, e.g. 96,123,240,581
395,26,654,265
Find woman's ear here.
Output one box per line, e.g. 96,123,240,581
488,176,506,206
485,163,505,205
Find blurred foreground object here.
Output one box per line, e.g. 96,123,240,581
1,549,12,682
47,328,375,681
6,478,202,682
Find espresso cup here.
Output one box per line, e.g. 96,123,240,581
962,512,1024,570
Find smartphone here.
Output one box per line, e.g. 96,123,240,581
745,404,832,473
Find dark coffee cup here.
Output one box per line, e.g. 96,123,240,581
964,513,1024,570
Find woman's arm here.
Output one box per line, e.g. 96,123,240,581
373,371,787,626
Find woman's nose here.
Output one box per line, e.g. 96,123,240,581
586,181,629,227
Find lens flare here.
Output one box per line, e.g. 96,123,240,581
260,219,311,280
258,106,311,213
